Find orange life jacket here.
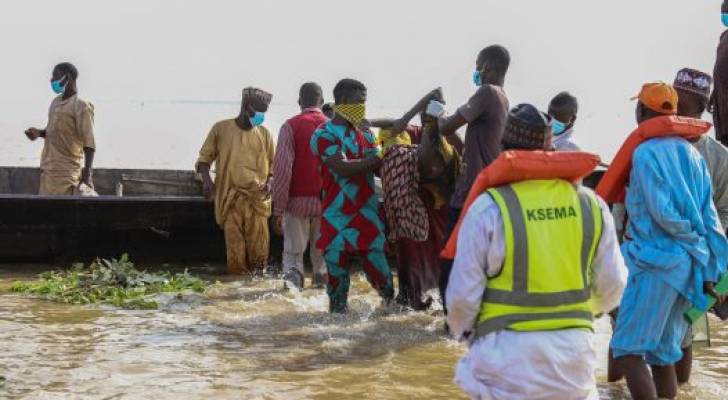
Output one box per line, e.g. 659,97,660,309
440,150,601,260
595,116,712,204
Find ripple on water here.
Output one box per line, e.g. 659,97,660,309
1,273,727,399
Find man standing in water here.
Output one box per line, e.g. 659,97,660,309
673,68,728,384
447,104,627,399
712,0,728,146
196,87,275,275
310,78,394,313
432,45,510,314
610,82,727,400
272,82,328,289
548,91,580,151
25,62,96,195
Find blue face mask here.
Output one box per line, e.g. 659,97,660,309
551,119,567,136
473,70,482,87
250,111,265,127
51,77,66,95
722,13,728,27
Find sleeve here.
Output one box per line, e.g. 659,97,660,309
272,123,294,216
699,160,728,283
446,195,496,341
310,127,341,161
589,195,628,313
457,85,493,123
195,124,219,170
77,101,96,149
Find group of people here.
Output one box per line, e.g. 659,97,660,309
23,5,728,398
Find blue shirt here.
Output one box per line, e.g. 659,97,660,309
622,137,728,311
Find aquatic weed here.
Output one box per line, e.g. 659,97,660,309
9,254,207,310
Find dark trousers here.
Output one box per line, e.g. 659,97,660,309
439,206,462,315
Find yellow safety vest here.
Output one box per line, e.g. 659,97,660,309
474,179,603,339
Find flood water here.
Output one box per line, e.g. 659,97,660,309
1,266,727,400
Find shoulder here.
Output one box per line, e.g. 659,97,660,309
71,96,94,113
212,118,234,130
257,125,272,138
312,121,339,142
465,192,500,219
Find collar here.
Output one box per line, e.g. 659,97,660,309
302,107,322,113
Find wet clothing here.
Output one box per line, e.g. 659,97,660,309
196,119,274,274
39,94,95,195
611,270,691,365
451,84,509,208
324,249,394,313
694,135,728,229
310,120,392,311
553,129,580,151
611,138,727,364
713,30,728,146
447,189,627,400
282,214,327,289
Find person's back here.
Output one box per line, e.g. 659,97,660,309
288,109,327,198
446,104,626,400
623,137,715,295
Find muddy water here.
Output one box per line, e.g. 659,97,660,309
0,268,727,400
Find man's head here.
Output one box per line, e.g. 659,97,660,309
298,82,324,110
51,62,78,94
332,79,367,127
674,68,712,118
632,82,678,124
501,103,553,151
322,103,335,119
475,45,510,86
241,87,273,126
722,0,728,15
548,91,578,135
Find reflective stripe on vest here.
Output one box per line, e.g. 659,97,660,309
474,180,603,339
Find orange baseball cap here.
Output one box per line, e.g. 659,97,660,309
631,81,678,115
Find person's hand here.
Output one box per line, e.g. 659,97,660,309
202,179,215,201
429,87,445,103
426,100,446,118
273,215,284,235
80,168,94,187
24,128,41,141
704,281,726,304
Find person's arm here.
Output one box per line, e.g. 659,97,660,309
271,123,295,217
390,88,444,133
446,195,499,341
589,195,628,313
78,102,96,186
323,153,381,178
439,86,494,137
196,125,219,200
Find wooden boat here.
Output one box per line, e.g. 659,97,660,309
0,165,603,264
0,167,235,263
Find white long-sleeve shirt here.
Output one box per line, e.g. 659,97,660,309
446,187,627,400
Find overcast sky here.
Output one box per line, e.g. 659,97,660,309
0,0,724,168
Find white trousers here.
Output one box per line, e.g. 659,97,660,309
282,214,326,280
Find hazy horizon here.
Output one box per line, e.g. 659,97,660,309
1,0,724,169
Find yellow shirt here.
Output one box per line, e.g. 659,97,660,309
196,119,274,225
41,94,95,177
377,128,411,152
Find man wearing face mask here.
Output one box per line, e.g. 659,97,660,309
712,0,728,146
310,78,394,313
428,45,510,319
196,87,275,275
548,91,580,151
25,62,96,195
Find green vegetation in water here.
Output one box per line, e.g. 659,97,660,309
10,254,206,310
